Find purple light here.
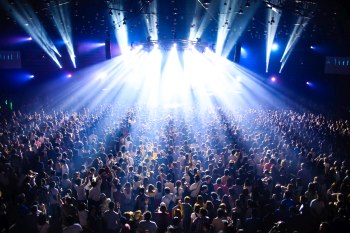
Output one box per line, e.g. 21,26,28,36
67,74,72,78
271,77,276,82
9,36,33,43
77,42,105,54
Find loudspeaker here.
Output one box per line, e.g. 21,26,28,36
105,39,111,60
234,42,241,63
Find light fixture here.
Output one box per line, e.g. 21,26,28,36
203,0,211,6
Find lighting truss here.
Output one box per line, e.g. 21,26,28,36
134,39,208,52
263,0,318,17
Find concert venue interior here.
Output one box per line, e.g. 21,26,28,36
0,1,350,233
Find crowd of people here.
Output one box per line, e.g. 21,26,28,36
0,103,349,233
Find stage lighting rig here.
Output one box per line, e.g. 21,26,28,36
263,0,318,17
202,0,211,8
137,39,207,52
235,7,244,15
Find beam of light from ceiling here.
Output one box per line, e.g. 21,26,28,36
1,0,62,68
45,46,310,118
279,16,310,73
140,47,162,108
160,46,185,106
221,1,261,58
216,0,241,56
111,2,129,54
142,0,158,40
266,9,281,73
188,0,202,41
50,1,76,68
55,48,146,111
190,0,220,41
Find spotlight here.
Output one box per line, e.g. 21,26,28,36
271,77,276,82
29,74,34,78
67,73,72,78
203,0,211,7
240,47,247,58
310,45,315,49
272,43,278,51
27,37,32,41
245,1,250,8
306,81,310,85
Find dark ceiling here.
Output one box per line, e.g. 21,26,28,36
0,0,350,70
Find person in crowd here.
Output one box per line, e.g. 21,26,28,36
167,216,183,233
102,201,120,233
153,203,170,233
191,207,212,233
0,104,350,233
62,215,83,233
211,208,227,233
161,187,176,210
137,211,157,233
